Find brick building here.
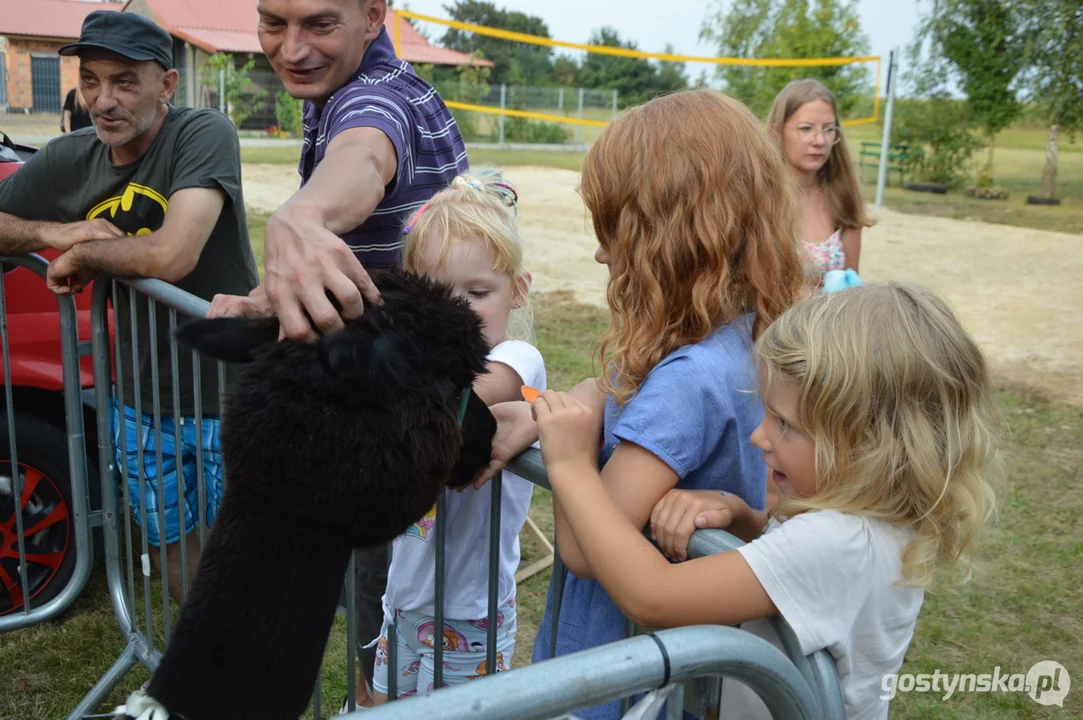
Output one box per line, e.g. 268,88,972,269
0,0,119,112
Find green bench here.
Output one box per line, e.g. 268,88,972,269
858,141,909,185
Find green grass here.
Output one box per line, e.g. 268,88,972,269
240,145,303,165
844,124,1083,234
2,290,1081,718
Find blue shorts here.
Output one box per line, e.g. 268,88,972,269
372,600,517,698
109,397,224,547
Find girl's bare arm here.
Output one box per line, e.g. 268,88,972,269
550,457,778,628
841,227,862,271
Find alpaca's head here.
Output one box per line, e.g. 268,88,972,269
176,269,495,493
179,268,491,397
319,267,492,393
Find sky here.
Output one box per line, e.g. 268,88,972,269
399,0,923,83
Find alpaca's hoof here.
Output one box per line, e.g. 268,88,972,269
114,688,170,720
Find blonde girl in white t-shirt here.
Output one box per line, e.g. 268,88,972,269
532,282,999,719
363,171,545,704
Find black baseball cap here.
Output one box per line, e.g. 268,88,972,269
58,11,174,70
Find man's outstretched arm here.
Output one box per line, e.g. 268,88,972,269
262,127,399,342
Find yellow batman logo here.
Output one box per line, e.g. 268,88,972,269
86,183,168,236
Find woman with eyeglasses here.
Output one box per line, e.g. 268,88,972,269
767,79,873,295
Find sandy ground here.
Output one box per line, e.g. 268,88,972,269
243,163,1083,405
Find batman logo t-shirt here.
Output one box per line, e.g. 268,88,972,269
0,106,260,416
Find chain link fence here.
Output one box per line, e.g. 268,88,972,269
173,67,617,145
434,82,618,146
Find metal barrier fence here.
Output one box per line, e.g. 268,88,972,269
2,265,843,720
350,625,821,720
0,253,96,633
72,274,227,718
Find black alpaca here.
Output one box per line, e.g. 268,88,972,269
115,268,496,720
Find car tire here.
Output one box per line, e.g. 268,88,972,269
1026,195,1061,206
0,411,101,616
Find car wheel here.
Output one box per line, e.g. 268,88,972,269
0,412,99,616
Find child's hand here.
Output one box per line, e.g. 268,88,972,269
650,489,746,561
533,391,599,475
471,400,537,490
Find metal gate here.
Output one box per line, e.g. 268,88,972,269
30,56,61,113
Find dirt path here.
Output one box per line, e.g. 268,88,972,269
243,163,1083,405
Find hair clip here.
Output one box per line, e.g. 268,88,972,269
401,200,432,235
452,176,483,193
491,181,519,213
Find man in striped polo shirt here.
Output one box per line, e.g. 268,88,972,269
209,0,467,342
208,0,468,710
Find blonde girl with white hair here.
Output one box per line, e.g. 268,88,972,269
533,282,1000,719
366,170,545,704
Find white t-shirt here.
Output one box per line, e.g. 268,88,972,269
720,510,925,720
381,340,547,624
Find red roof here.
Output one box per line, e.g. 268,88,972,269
125,0,492,67
0,0,117,41
120,0,262,52
0,0,489,67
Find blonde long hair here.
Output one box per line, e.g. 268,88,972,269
756,283,1000,587
766,79,873,230
583,89,805,406
401,171,534,344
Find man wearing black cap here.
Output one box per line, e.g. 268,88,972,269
0,10,259,604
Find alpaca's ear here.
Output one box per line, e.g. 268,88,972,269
319,331,372,381
175,317,280,363
319,326,417,388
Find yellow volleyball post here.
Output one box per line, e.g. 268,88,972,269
872,57,883,124
393,10,402,56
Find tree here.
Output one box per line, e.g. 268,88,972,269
447,52,492,141
911,0,1025,187
1015,0,1083,200
440,1,554,86
552,56,578,86
200,54,266,129
892,95,984,188
576,29,688,107
654,44,690,96
577,28,655,106
700,0,872,117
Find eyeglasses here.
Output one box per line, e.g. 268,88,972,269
787,124,842,145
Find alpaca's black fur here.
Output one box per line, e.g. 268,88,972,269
117,268,496,720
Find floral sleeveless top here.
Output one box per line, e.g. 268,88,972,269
803,228,845,295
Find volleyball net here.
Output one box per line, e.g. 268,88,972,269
392,9,883,135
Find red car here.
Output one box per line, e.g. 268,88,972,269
1,131,104,617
